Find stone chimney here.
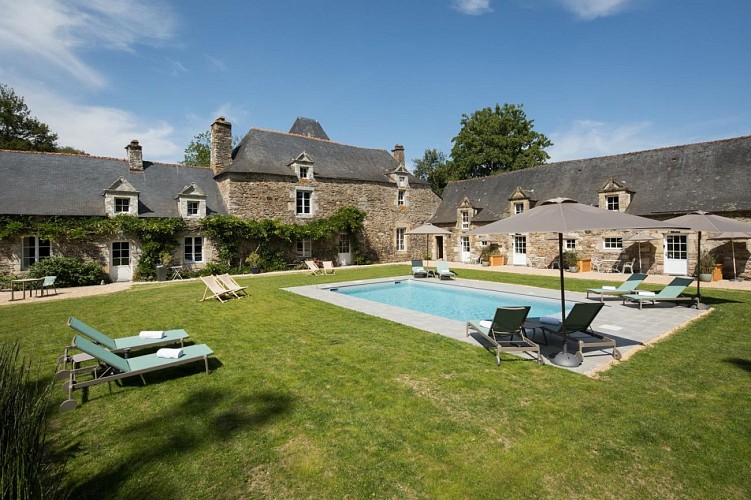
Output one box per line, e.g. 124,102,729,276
125,140,143,171
391,144,405,166
210,116,232,175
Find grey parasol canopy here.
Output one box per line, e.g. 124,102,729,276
467,198,687,366
707,231,751,280
405,223,452,266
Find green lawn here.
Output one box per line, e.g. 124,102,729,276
2,265,750,498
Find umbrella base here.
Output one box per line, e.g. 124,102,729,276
550,351,581,367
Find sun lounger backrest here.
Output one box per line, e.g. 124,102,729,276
435,261,450,272
491,306,530,334
563,303,604,332
201,275,227,293
411,260,424,267
657,277,694,298
67,316,116,350
621,273,648,290
73,335,131,373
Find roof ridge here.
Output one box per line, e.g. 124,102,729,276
0,149,212,170
250,128,393,155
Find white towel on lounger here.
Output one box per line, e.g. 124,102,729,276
637,291,655,296
479,320,493,329
139,330,165,339
156,348,183,359
602,286,617,290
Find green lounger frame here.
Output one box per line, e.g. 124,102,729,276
59,317,189,375
466,306,541,365
60,335,213,412
586,273,647,302
411,260,428,278
533,302,621,362
621,277,696,310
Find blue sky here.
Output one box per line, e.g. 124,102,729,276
1,0,749,167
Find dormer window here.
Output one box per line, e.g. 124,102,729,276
598,178,632,212
461,210,470,230
175,183,207,219
299,166,310,180
114,198,130,214
398,175,407,187
606,195,619,211
514,202,524,215
289,152,315,181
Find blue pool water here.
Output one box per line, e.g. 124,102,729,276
331,280,569,322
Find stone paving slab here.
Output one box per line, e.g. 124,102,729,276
285,276,709,376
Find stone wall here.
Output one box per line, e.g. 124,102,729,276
223,173,441,262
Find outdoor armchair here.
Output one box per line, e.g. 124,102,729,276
435,261,456,280
322,261,336,275
586,273,647,302
466,306,541,365
305,260,324,276
621,277,696,310
41,275,57,296
217,274,248,296
59,334,213,412
531,302,621,363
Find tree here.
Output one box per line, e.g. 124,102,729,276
450,103,552,179
412,148,451,196
0,83,59,151
181,130,240,166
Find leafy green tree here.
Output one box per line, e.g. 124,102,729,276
0,83,59,151
450,103,552,178
181,130,240,166
57,146,88,155
412,148,451,196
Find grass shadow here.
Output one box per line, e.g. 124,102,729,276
723,357,751,372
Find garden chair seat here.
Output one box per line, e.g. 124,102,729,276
40,275,57,296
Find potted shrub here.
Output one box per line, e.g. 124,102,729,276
698,251,716,282
563,250,580,272
245,252,262,274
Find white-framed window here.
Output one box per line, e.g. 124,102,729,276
22,236,51,270
112,241,130,266
461,210,470,230
186,201,199,216
606,195,620,211
296,239,312,258
565,239,576,250
398,175,407,187
514,202,524,215
397,190,405,206
603,237,623,250
296,190,312,215
114,197,130,214
396,228,406,252
461,236,471,253
184,236,203,263
338,234,350,253
299,166,309,180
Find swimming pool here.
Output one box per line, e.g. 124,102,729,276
330,280,570,322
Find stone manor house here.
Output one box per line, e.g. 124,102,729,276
0,116,749,281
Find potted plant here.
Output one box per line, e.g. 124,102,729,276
563,250,580,272
245,252,262,274
698,251,716,282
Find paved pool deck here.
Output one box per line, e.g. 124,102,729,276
285,275,710,376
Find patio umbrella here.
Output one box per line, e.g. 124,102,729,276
405,223,452,267
622,233,661,272
667,212,751,303
466,197,686,367
707,232,751,281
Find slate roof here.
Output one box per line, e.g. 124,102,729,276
431,136,751,224
288,117,330,140
0,151,227,217
226,126,428,185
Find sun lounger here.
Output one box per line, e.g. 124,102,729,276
435,261,456,280
530,302,621,362
217,274,248,296
411,260,428,278
59,334,213,412
200,275,241,302
586,273,647,302
305,260,323,276
621,277,696,310
466,306,541,365
322,261,336,275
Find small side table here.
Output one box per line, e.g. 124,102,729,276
169,266,183,280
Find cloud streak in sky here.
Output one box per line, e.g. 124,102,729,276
556,0,633,20
452,0,493,16
547,119,658,161
0,0,176,88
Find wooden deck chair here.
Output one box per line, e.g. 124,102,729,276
621,277,696,310
435,261,456,280
59,335,213,412
535,302,620,362
586,273,647,302
305,260,323,276
322,261,336,275
466,306,541,365
200,275,240,302
58,316,190,377
217,274,248,296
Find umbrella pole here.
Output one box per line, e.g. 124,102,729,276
551,233,580,367
696,231,702,307
731,238,737,280
638,242,643,272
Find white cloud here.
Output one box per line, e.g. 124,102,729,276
547,119,658,161
452,0,493,16
0,0,176,88
556,0,632,20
